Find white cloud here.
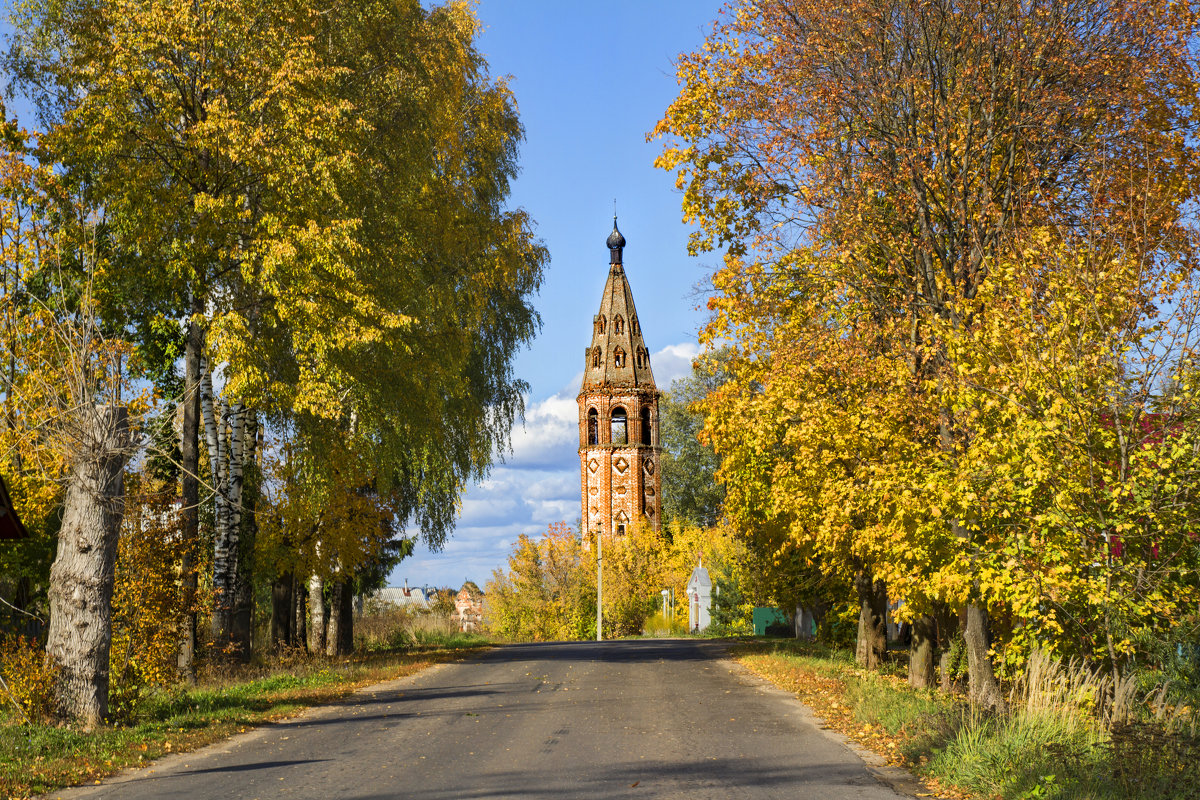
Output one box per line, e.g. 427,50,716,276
651,342,700,390
503,392,578,471
389,339,700,590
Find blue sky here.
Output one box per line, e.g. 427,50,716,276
391,1,727,590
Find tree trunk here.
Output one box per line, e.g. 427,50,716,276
965,601,1006,710
270,573,292,649
335,581,354,655
309,572,326,654
44,406,130,726
214,400,244,646
292,572,306,648
202,363,231,646
909,614,937,688
177,306,203,681
938,605,961,693
229,411,257,660
325,581,343,656
854,567,888,669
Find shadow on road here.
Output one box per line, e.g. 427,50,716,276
479,638,729,665
320,756,876,799
175,759,331,776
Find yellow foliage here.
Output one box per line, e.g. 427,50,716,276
486,520,753,641
110,485,191,690
0,636,57,721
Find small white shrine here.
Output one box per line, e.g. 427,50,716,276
687,559,713,633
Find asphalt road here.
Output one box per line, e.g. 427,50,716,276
51,640,914,799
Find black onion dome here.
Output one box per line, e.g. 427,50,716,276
606,218,626,250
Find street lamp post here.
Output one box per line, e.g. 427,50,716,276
595,525,603,642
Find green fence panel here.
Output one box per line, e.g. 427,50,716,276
752,607,789,636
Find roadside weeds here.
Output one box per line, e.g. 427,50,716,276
733,642,1200,800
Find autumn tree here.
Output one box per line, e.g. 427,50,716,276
11,0,546,664
657,0,1199,704
8,0,348,669
245,0,544,655
0,116,66,635
659,352,728,528
0,118,145,724
929,240,1200,672
487,521,755,641
486,523,594,641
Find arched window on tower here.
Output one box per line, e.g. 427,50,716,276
613,347,626,367
632,316,639,334
635,349,643,368
587,408,598,445
596,315,606,334
614,315,625,334
611,406,627,445
592,347,601,368
640,406,652,446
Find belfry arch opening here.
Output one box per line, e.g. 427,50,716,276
611,406,627,445
587,408,599,445
640,406,652,446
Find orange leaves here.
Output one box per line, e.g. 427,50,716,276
658,0,1200,671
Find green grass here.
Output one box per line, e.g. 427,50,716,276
0,642,487,799
734,641,1200,800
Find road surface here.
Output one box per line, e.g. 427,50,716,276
51,639,916,799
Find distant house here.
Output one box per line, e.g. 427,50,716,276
455,582,485,632
370,580,430,611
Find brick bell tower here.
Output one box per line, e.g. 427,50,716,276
578,218,662,540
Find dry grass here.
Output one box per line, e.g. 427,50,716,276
735,641,1200,800
354,605,486,652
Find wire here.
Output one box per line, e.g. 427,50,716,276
0,594,44,624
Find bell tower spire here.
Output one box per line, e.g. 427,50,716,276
578,220,662,541
606,215,625,265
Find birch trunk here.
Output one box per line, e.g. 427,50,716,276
45,405,130,726
309,571,326,654
177,305,203,680
210,399,244,645
230,410,257,659
200,364,224,640
292,573,306,648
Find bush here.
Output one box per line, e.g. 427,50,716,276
0,636,56,722
642,612,689,637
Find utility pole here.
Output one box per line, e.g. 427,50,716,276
595,525,603,642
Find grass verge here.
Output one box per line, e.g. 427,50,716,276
733,641,1200,800
0,642,488,799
